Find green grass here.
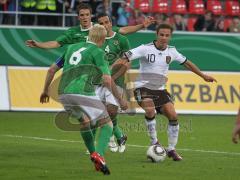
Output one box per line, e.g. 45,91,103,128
0,112,239,180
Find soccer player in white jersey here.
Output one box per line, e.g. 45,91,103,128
117,23,217,161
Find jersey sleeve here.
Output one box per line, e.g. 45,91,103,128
55,28,73,46
92,49,110,75
120,35,130,53
55,55,65,68
123,45,145,61
112,26,120,33
172,48,187,64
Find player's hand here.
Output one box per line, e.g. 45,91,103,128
143,16,156,28
119,99,128,111
203,74,217,83
40,92,49,103
232,123,240,144
25,40,38,48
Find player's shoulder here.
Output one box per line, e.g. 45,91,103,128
167,45,179,53
142,42,155,48
66,25,80,32
168,45,176,49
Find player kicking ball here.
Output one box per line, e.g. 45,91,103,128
114,23,217,161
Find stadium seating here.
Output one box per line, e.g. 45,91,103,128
225,0,240,16
207,0,223,15
171,0,187,14
152,0,169,13
224,18,232,31
189,0,205,15
134,0,151,13
187,17,197,31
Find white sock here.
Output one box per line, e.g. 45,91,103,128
167,123,179,151
109,135,115,143
145,119,158,145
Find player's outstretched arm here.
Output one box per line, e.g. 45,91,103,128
25,40,61,49
119,16,155,35
102,74,128,110
40,64,61,103
111,59,130,81
183,60,217,83
232,108,240,143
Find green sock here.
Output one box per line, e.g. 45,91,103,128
80,128,95,154
96,124,113,156
112,117,123,140
91,124,97,140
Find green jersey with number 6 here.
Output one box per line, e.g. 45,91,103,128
102,32,130,88
58,41,110,96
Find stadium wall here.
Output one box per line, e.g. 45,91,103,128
0,26,240,71
0,66,239,115
0,27,239,114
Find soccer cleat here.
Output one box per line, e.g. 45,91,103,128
167,149,183,161
90,152,110,175
108,140,118,152
117,135,127,153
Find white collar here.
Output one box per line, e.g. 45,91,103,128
80,22,93,31
86,40,96,45
105,32,116,39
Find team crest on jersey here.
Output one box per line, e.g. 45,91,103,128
114,40,119,45
166,56,171,64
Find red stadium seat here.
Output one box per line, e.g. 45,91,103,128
152,0,169,13
187,17,197,31
225,0,240,16
134,0,151,13
224,18,232,31
189,0,205,15
207,0,223,15
172,0,187,14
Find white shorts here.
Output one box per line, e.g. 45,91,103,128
95,85,123,107
59,94,109,125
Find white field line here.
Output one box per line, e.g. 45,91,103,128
1,134,240,156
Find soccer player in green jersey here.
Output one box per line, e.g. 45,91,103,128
25,3,155,48
96,13,131,153
40,24,128,175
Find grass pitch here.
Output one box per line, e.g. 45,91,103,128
0,112,239,180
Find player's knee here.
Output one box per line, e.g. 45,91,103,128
169,114,178,120
144,108,155,118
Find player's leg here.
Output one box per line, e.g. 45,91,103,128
77,95,112,175
161,102,182,161
106,104,119,152
140,98,159,145
105,85,128,153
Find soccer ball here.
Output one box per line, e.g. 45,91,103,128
146,145,166,163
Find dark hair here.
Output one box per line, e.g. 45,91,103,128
97,13,111,21
77,3,92,15
156,24,174,34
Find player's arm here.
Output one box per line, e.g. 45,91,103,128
111,36,131,80
26,27,73,49
40,64,61,103
183,60,217,82
102,74,128,110
25,40,61,49
232,107,240,143
40,56,64,103
118,16,155,35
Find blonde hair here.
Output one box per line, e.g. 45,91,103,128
88,24,107,43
